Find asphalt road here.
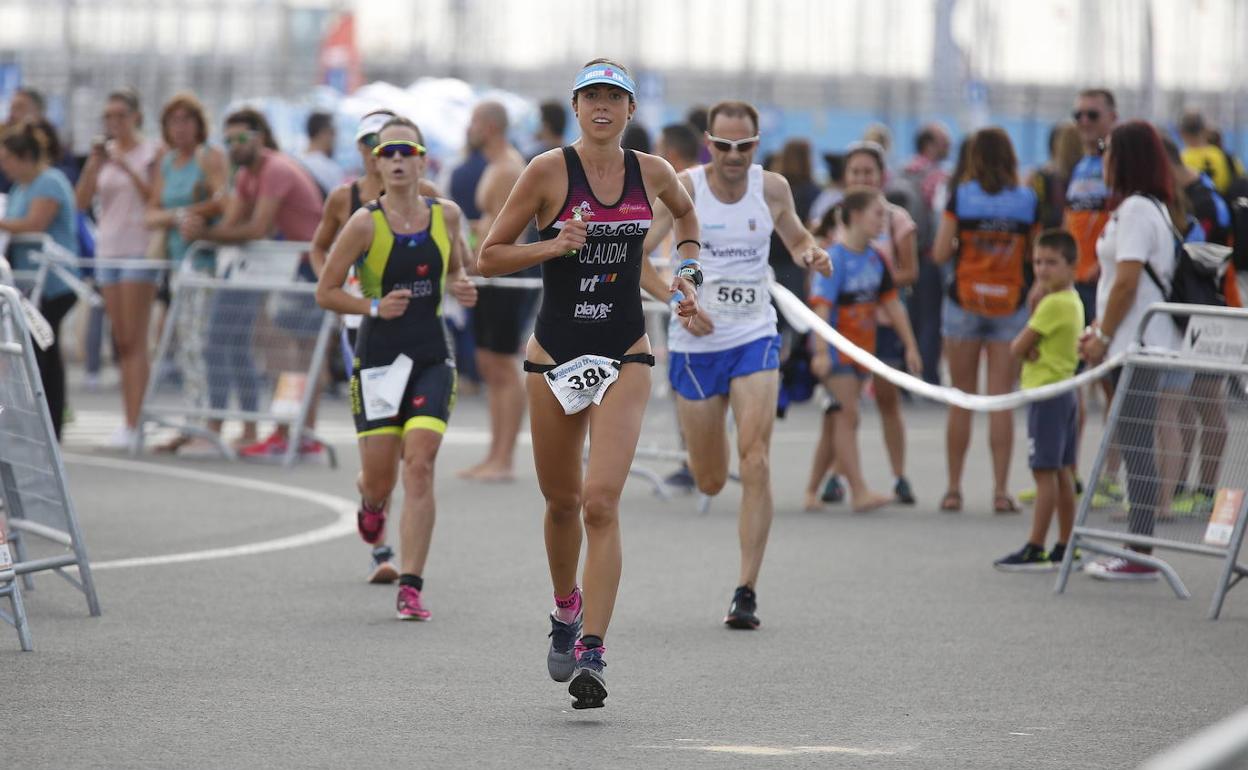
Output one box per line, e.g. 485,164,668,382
4,382,1247,769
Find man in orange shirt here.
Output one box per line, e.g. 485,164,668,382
1060,88,1121,506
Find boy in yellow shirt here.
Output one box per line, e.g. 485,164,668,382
995,230,1085,571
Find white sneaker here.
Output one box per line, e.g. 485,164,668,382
105,425,136,449
175,437,224,459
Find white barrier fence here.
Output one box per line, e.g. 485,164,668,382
135,240,338,468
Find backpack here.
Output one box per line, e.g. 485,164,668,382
1143,198,1232,331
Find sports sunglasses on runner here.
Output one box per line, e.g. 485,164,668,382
706,134,760,154
358,132,381,150
373,140,427,158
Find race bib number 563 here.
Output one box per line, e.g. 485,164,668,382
704,278,767,321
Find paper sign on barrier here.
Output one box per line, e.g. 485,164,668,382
0,511,11,571
270,372,308,420
1204,489,1245,548
1182,316,1248,365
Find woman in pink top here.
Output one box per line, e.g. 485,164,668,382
75,89,163,447
806,141,919,509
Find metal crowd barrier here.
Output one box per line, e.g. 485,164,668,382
0,508,32,651
8,233,106,308
1056,303,1248,619
1139,705,1248,770
134,240,338,468
0,284,101,642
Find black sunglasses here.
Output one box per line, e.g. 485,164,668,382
1072,109,1102,122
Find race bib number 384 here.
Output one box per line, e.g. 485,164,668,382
704,278,767,321
544,354,621,415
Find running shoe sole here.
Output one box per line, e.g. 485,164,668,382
993,561,1056,573
569,670,607,709
396,611,431,621
723,614,761,630
368,561,399,584
1086,569,1158,582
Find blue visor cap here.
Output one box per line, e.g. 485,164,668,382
572,64,636,96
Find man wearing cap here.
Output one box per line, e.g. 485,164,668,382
644,99,831,630
458,101,532,483
310,110,442,279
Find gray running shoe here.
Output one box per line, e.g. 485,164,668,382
547,612,582,682
569,645,607,709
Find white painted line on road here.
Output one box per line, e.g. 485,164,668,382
64,453,356,570
793,746,903,756
663,744,904,757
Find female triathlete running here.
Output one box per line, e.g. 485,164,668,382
315,117,478,621
478,59,701,709
309,109,446,585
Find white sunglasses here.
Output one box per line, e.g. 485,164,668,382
706,134,761,153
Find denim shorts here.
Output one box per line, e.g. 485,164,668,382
875,325,905,367
95,257,162,287
941,298,1028,343
829,357,870,380
1160,369,1195,392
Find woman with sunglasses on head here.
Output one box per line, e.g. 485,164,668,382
75,89,162,449
478,58,699,710
316,117,478,621
309,110,450,585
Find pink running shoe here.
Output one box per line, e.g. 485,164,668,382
237,431,288,459
396,585,431,621
357,500,387,545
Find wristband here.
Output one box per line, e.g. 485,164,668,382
370,299,380,318
675,239,701,252
1085,325,1110,345
676,264,703,289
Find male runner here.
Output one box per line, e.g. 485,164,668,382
646,100,831,629
459,101,532,482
